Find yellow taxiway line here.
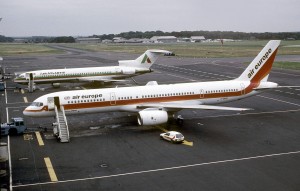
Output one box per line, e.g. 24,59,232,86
182,140,193,146
44,157,58,182
35,131,44,146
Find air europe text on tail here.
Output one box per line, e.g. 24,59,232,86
236,40,280,83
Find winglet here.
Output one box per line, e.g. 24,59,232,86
236,40,280,83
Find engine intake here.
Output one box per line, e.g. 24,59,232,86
137,110,168,126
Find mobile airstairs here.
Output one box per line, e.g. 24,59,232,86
53,105,70,143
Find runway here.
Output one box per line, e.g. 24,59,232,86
1,45,300,190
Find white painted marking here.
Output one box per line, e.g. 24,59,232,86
8,136,12,191
19,158,29,161
6,107,9,123
4,82,8,104
257,95,300,107
6,106,28,123
167,73,196,81
13,150,300,188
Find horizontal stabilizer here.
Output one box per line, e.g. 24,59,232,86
119,49,173,69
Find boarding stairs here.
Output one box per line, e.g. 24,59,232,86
54,105,70,143
27,73,34,93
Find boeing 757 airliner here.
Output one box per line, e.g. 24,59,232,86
24,41,281,126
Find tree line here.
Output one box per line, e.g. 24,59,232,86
93,30,300,40
0,31,299,43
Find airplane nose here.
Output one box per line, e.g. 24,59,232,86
23,107,33,117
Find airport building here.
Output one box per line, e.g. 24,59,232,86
150,36,177,43
75,38,101,43
190,36,205,42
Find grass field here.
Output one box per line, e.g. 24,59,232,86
62,40,300,58
0,41,299,69
0,43,63,56
273,62,300,70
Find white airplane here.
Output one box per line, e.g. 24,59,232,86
14,49,173,88
23,40,281,126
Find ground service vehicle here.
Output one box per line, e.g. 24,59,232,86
1,117,27,135
160,131,185,143
0,82,4,91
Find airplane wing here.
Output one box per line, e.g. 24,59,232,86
77,77,127,83
254,86,300,90
136,103,251,111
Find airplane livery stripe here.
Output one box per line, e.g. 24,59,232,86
251,48,278,83
244,48,279,94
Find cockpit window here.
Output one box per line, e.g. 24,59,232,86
30,102,43,107
17,74,25,78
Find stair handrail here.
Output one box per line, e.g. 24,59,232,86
60,105,70,142
54,105,63,139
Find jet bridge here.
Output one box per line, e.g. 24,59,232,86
48,97,70,143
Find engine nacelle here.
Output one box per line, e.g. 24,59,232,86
52,83,61,88
137,110,168,126
121,67,136,75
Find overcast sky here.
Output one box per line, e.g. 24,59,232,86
0,0,299,37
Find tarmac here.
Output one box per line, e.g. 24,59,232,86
0,45,300,191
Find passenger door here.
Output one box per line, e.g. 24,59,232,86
110,92,116,105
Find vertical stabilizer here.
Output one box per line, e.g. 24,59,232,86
236,40,280,83
118,49,173,69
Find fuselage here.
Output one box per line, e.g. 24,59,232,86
14,66,150,84
23,80,278,117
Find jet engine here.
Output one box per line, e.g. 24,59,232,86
137,110,168,126
121,67,136,75
52,83,61,88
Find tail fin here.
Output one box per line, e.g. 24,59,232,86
236,40,280,83
118,49,173,69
